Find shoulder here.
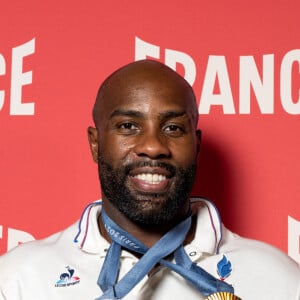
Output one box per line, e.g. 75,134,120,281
221,227,298,268
220,227,300,299
0,222,78,283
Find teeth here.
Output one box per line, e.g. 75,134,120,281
135,173,166,184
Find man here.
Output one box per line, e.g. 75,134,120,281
0,60,299,300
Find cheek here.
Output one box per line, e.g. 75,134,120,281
170,139,198,166
99,135,134,165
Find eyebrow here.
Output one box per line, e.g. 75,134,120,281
110,109,188,120
110,109,144,119
160,111,188,120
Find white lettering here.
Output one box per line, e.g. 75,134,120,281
10,38,35,115
135,37,160,61
288,216,300,264
280,50,300,114
0,54,5,110
135,37,300,115
239,55,274,114
135,36,196,85
199,56,235,114
165,49,196,85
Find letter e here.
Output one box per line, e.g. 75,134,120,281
10,38,35,115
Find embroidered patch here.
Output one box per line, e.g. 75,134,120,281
217,255,232,280
55,266,80,287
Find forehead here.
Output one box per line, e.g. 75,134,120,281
97,65,196,120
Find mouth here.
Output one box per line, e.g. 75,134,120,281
128,165,173,194
134,173,167,185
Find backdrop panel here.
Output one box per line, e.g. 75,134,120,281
0,0,299,264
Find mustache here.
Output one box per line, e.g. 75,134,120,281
123,160,176,176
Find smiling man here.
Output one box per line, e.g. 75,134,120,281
88,60,200,241
0,60,299,300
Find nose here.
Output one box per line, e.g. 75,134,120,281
134,128,171,159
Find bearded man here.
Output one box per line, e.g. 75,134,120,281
0,60,299,300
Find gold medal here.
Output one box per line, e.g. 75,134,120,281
205,292,241,300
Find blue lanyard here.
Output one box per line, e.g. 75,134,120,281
96,209,234,299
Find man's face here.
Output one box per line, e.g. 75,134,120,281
89,63,200,226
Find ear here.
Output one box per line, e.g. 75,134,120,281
196,129,201,155
87,126,99,163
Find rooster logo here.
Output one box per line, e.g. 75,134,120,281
55,266,80,287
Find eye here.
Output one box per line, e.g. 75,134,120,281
165,124,181,131
117,122,139,134
164,124,185,137
120,122,136,129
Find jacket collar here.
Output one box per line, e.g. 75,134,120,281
74,198,223,257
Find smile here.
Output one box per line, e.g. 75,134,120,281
134,173,167,185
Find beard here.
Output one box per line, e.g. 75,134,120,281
98,156,197,226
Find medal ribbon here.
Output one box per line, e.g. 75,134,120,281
96,209,234,299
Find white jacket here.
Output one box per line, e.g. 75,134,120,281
0,199,299,299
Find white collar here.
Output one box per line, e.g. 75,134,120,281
74,198,223,257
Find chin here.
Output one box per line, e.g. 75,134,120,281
121,195,184,226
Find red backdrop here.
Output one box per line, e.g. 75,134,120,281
0,0,299,264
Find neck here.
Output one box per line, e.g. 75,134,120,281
99,199,195,248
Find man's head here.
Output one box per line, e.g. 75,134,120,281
88,60,201,227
